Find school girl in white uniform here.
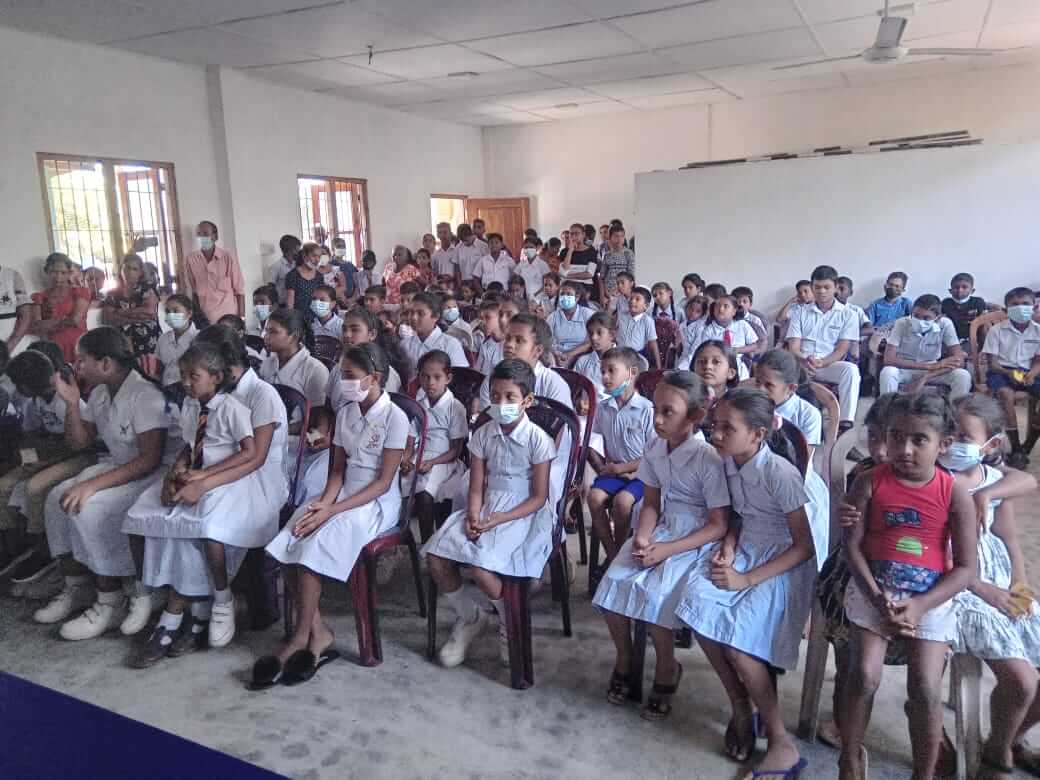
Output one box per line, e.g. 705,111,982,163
423,359,557,668
256,343,409,688
35,326,181,641
326,308,402,412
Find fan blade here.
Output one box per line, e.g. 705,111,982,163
907,47,1001,56
875,15,907,48
772,54,861,71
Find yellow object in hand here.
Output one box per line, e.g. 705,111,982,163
1008,582,1036,618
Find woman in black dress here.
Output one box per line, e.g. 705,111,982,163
101,253,161,357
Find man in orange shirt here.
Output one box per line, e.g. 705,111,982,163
184,221,244,323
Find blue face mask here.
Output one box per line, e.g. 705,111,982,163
489,402,523,425
606,381,629,398
165,312,188,330
911,316,940,335
442,307,460,323
255,304,271,322
558,294,577,311
938,441,983,472
1009,304,1034,324
310,300,332,318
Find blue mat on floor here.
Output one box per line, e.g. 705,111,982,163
0,672,285,779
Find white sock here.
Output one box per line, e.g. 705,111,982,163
191,600,212,621
158,610,183,632
97,589,123,606
443,586,479,622
65,575,90,590
214,587,232,605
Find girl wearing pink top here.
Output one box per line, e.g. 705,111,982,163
839,393,976,780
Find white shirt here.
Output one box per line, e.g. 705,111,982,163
593,392,654,464
846,303,869,329
444,318,475,352
615,312,657,352
531,292,556,319
786,301,860,358
0,265,31,340
155,324,198,387
401,326,468,374
22,392,67,435
477,252,515,288
230,368,288,473
983,319,1040,370
180,392,253,468
80,370,180,465
776,394,823,448
572,350,606,399
468,414,556,492
432,246,458,277
474,335,504,376
548,306,593,353
310,313,343,340
637,433,731,518
333,391,410,489
259,347,329,406
456,242,485,281
886,316,959,364
266,256,295,304
515,256,550,299
418,389,468,460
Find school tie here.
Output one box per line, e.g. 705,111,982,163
192,404,209,470
723,329,732,347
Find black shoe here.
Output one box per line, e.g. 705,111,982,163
9,552,55,584
1008,450,1031,470
128,626,176,669
0,549,32,579
167,616,208,658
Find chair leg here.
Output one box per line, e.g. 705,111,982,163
549,547,572,638
628,620,647,703
951,653,982,780
404,533,426,618
282,564,294,642
502,578,533,690
674,628,692,649
587,530,600,598
426,578,438,662
573,499,588,566
796,600,830,742
349,554,380,667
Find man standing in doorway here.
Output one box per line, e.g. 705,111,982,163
185,220,244,323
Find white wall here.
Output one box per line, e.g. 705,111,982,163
483,63,1040,242
0,24,484,307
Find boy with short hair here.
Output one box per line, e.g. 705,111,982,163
440,291,473,352
865,271,912,328
356,251,377,298
473,300,504,375
609,271,635,323
431,221,458,281
982,286,1040,466
574,311,618,398
308,284,343,339
587,347,655,569
879,294,970,398
477,233,515,289
615,287,660,369
941,272,991,347
544,237,562,274
402,292,469,373
399,281,422,311
330,237,357,300
786,265,862,428
547,280,593,365
363,285,386,315
731,285,765,332
776,280,814,325
454,224,484,283
835,276,870,335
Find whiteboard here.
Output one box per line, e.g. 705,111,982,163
633,143,1040,312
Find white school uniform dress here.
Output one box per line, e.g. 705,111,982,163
652,302,684,325
125,393,276,596
700,320,759,380
675,444,817,670
259,347,329,407
156,324,198,387
675,319,707,371
572,351,607,399
401,326,469,374
615,312,657,353
456,242,484,282
515,257,550,299
45,372,181,577
310,313,343,340
415,389,468,500
0,266,31,346
880,315,971,397
421,414,556,577
982,318,1040,371
327,365,402,413
531,293,556,319
474,336,504,377
775,393,830,569
548,306,593,354
432,246,458,277
267,391,409,579
954,465,1040,665
294,448,330,506
785,300,861,422
477,253,515,289
594,433,730,628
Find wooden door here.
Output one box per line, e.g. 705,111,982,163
466,197,530,259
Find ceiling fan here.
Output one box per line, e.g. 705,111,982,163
774,0,1005,71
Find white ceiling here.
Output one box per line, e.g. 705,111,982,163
1,0,1038,125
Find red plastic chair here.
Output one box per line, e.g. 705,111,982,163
313,335,343,367
348,392,428,666
406,366,486,411
139,353,162,381
654,317,681,369
425,397,580,689
551,367,597,567
635,369,666,399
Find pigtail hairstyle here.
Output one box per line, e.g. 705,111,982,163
757,349,818,409
721,386,799,467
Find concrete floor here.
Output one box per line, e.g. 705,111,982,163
2,401,1038,779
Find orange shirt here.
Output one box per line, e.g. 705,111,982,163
184,246,244,322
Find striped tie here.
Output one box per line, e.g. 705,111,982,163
192,404,209,470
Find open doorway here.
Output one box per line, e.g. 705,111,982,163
430,194,467,235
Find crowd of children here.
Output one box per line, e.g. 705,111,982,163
2,220,1040,780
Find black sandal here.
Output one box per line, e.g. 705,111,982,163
606,670,631,705
247,655,283,691
641,662,682,721
726,709,760,762
282,647,340,686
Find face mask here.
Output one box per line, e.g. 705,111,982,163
339,378,368,403
606,381,629,398
334,247,346,258
311,300,331,318
939,441,984,472
1009,304,1034,324
166,312,188,330
911,316,940,335
884,286,901,299
399,323,415,339
195,236,213,252
559,294,577,311
489,402,523,425
952,295,972,305
442,307,460,323
305,429,325,446
255,304,271,322
523,248,536,261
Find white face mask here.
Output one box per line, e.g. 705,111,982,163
334,247,346,258
952,295,972,305
195,236,213,252
489,402,523,425
523,247,536,261
399,323,415,339
254,304,271,322
558,294,577,311
339,378,368,403
442,307,460,323
911,316,940,335
166,312,189,330
310,300,332,318
1009,304,1035,324
938,439,995,472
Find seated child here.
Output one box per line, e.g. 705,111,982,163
218,315,262,363
573,312,616,398
691,295,758,379
508,274,527,305
156,293,198,387
731,286,765,332
836,276,871,337
423,359,556,667
328,308,404,410
615,286,660,369
865,271,912,330
547,280,592,365
941,272,992,350
531,272,560,319
586,348,655,571
650,282,683,324
498,297,522,333
460,279,480,309
404,351,468,542
473,300,504,376
363,285,387,316
593,371,729,719
294,405,334,507
440,292,474,352
691,340,739,405
703,283,728,304
399,281,422,313
981,286,1040,467
775,279,814,327
879,294,970,398
677,273,705,312
252,284,277,336
401,292,468,375
356,251,377,298
309,284,343,340
676,296,709,369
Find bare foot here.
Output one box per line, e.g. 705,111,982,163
746,736,800,779
838,746,867,780
308,621,335,657
726,698,757,762
275,637,308,666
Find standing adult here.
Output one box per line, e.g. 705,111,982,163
560,222,600,303
267,234,301,306
185,221,244,324
0,264,32,354
599,225,635,298
382,245,422,305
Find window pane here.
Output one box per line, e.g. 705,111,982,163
43,158,115,275
430,197,466,234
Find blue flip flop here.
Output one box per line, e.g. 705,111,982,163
748,757,808,779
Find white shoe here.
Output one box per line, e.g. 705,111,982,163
208,599,235,648
33,584,95,624
120,590,161,636
438,610,488,668
59,597,127,640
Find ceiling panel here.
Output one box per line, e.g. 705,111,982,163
419,68,563,98
0,0,190,44
611,0,804,50
110,27,301,67
334,79,451,106
623,88,735,109
464,111,550,126
357,0,592,41
530,100,631,120
465,21,641,67
841,55,976,85
496,86,606,110
399,99,522,118
220,4,437,58
796,0,887,24
732,70,849,97
813,15,887,53
127,0,332,28
990,0,1040,23
338,44,513,79
665,27,822,70
533,51,680,84
586,71,714,99
981,18,1040,48
247,60,399,88
568,0,705,17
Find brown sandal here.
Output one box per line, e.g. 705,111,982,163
606,670,631,705
641,662,683,721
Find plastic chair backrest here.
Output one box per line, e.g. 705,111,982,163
273,384,311,505
551,367,597,490
749,309,772,348
139,354,162,381
828,424,859,554
635,369,666,399
313,335,343,366
969,310,1007,384
781,420,811,478
461,305,479,324
654,317,681,369
244,335,265,356
808,382,840,479
389,392,427,533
